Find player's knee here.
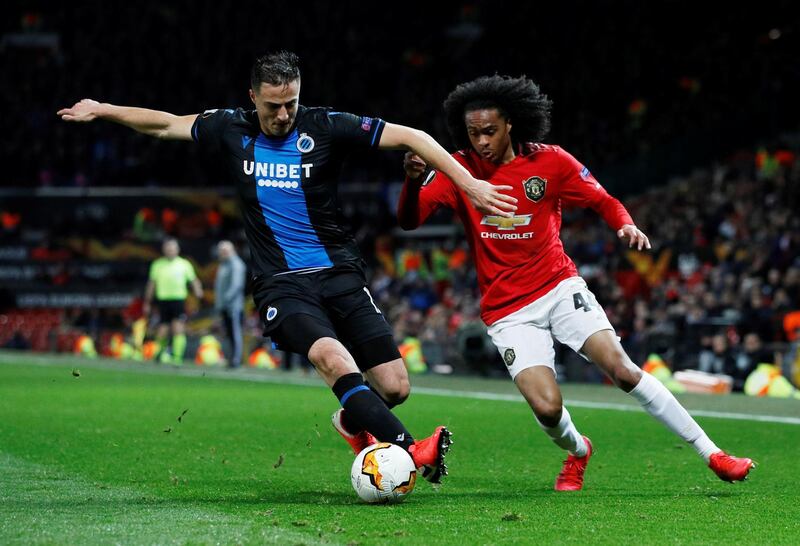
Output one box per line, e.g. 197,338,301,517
308,338,353,377
533,397,562,425
382,377,411,406
608,358,642,392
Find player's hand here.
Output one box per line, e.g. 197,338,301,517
57,99,102,122
404,152,428,181
463,178,517,217
617,224,651,250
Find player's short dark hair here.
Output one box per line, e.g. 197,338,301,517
250,51,301,89
443,75,553,150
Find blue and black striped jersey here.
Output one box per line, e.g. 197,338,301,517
192,105,385,277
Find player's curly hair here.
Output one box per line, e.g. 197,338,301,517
250,50,301,89
443,75,552,149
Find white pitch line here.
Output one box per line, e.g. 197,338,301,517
7,355,800,426
411,386,800,426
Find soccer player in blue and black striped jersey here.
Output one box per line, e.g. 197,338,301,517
58,51,518,484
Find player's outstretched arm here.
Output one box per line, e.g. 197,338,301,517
379,123,517,217
57,99,197,141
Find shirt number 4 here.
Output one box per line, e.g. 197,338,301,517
573,293,593,313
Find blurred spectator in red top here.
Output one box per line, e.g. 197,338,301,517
161,207,179,235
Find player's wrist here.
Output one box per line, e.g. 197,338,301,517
450,172,474,190
91,102,121,122
93,102,111,118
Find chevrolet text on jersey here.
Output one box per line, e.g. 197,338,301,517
481,232,535,239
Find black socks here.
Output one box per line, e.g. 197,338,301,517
332,373,413,450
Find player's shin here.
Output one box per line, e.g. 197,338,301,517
332,373,414,450
155,334,168,356
339,382,395,434
172,334,187,364
629,371,719,461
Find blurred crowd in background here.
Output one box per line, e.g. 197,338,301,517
2,1,796,193
1,1,799,390
3,147,798,389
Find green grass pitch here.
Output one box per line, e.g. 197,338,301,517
1,351,799,545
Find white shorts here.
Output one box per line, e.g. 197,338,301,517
487,276,615,380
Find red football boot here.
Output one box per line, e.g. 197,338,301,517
331,409,377,455
408,426,453,484
708,451,755,482
554,436,593,491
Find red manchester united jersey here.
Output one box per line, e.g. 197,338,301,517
398,144,633,325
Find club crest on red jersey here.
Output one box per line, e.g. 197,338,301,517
523,176,547,202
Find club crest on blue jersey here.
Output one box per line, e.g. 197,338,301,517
296,133,315,153
523,176,547,203
360,117,373,131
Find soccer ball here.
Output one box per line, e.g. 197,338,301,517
351,443,417,503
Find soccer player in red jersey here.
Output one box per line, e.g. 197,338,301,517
398,75,753,490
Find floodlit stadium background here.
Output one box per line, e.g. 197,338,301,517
1,1,798,390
